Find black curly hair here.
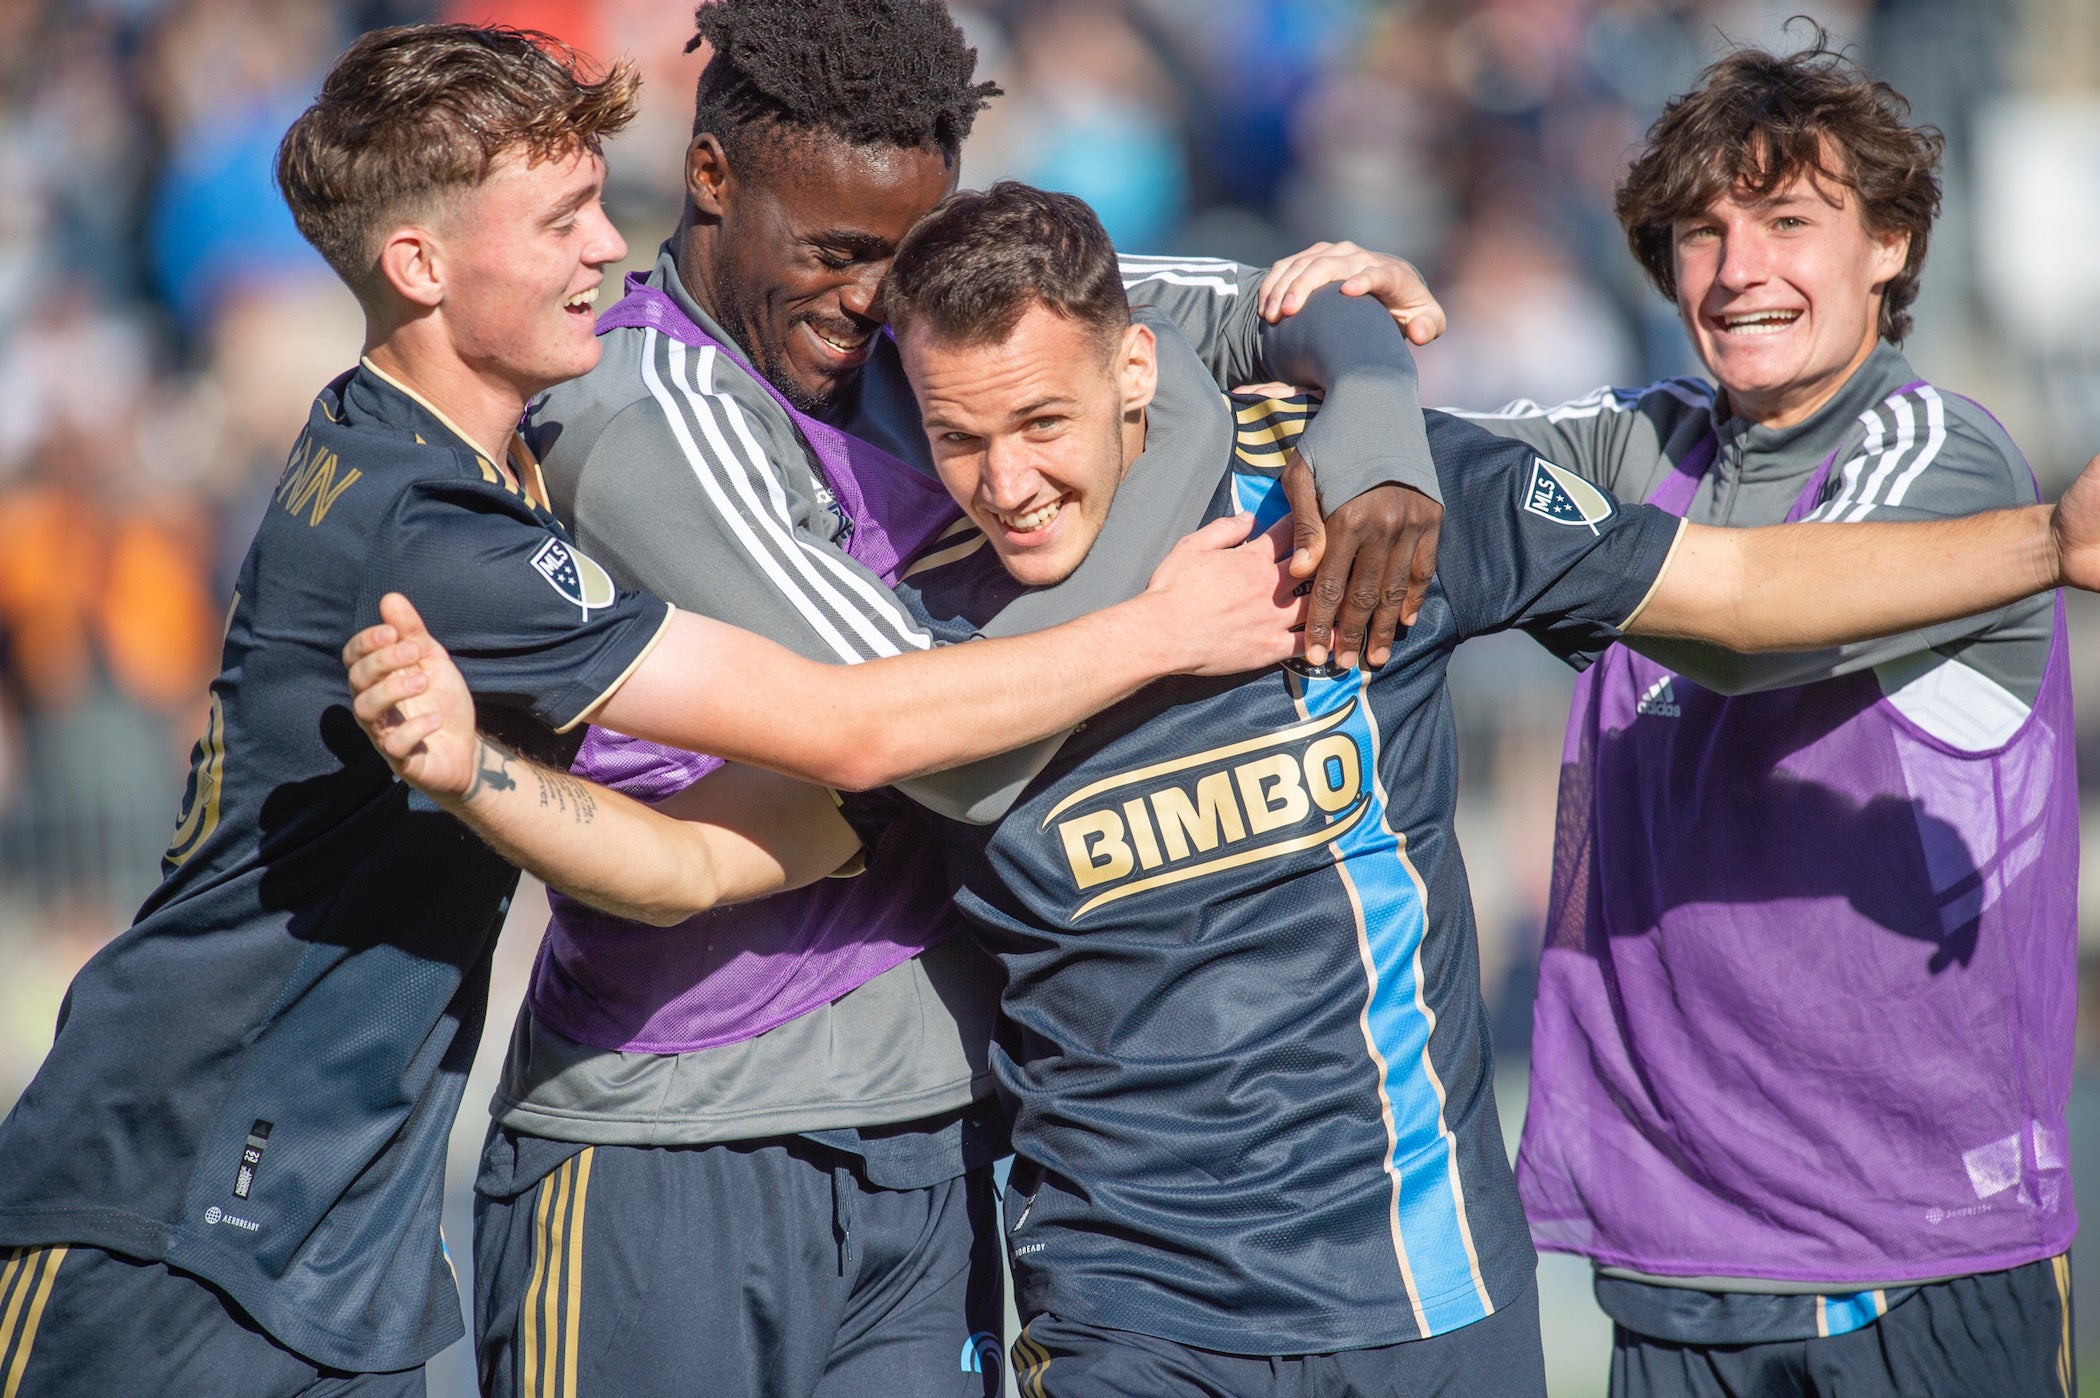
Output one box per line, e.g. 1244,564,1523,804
686,0,999,172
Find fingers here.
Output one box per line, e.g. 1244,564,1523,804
1320,531,1392,672
345,637,431,699
1256,243,1337,321
378,709,443,760
1363,540,1417,668
379,592,431,641
1184,510,1257,551
351,664,431,728
342,623,398,670
1281,453,1325,580
1400,523,1439,629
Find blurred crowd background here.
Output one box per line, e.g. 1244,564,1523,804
3,0,2099,1392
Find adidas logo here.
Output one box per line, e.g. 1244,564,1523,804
1636,675,1682,718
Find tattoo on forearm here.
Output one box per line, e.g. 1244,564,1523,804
463,739,517,802
532,767,598,825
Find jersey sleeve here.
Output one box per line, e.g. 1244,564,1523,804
547,355,935,665
1427,411,1682,666
363,475,672,733
1633,387,2044,695
1122,257,1437,504
1442,380,1712,497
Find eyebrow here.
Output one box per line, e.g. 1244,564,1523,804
1009,395,1077,420
805,228,894,257
544,181,599,221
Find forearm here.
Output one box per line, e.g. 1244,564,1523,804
1632,508,2058,651
598,599,1178,791
1259,286,1438,505
439,739,741,926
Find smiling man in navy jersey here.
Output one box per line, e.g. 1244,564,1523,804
347,181,2100,1398
0,31,1305,1396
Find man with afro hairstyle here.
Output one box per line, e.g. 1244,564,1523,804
479,0,1450,1394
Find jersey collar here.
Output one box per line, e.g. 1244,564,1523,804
358,355,550,511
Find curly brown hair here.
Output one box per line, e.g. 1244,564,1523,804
277,24,639,293
1615,29,1943,343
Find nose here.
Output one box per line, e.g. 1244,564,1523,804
979,437,1044,513
1713,228,1769,294
585,202,628,269
839,262,885,324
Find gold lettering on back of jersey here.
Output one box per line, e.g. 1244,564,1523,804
275,435,361,526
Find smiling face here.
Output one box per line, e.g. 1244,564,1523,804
1672,166,1908,428
902,303,1157,587
435,144,627,401
695,134,957,412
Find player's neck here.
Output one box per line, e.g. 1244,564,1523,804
364,333,530,473
669,217,729,330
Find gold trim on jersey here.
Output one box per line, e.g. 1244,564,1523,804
359,356,547,509
0,1246,68,1398
165,693,227,867
1232,394,1315,471
522,1150,595,1398
2052,1252,2073,1397
1010,1323,1053,1398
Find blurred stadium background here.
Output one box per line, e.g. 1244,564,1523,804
2,0,2098,1392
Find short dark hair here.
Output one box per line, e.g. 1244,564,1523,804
278,24,638,292
686,0,998,172
1615,27,1943,343
884,182,1130,352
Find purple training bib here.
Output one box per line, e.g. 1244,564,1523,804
526,279,963,1053
1517,425,2079,1283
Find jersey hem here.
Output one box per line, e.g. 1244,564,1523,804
1532,1224,2079,1290
0,1204,463,1373
1015,1249,1536,1355
489,1068,995,1146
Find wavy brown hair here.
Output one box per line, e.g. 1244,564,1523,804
1615,29,1943,343
277,24,639,293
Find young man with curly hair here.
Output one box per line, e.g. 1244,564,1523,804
0,26,1304,1395
1275,34,2080,1397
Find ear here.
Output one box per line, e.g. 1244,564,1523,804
1869,227,1910,289
376,224,446,311
686,134,733,219
1117,321,1158,419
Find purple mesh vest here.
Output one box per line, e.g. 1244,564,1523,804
1517,426,2079,1283
526,277,966,1053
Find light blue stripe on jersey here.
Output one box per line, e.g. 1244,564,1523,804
1234,468,1491,1335
1237,470,1293,534
1817,1290,1886,1337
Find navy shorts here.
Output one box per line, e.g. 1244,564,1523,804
474,1130,1003,1398
0,1244,425,1397
1007,1279,1546,1398
1610,1255,2075,1398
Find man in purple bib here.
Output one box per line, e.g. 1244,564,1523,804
1291,33,2079,1398
474,3,1450,1395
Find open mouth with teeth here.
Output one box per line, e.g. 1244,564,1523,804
801,319,874,366
563,286,600,317
1717,308,1802,335
991,496,1067,538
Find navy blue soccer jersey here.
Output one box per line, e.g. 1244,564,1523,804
0,361,669,1371
864,396,1682,1355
